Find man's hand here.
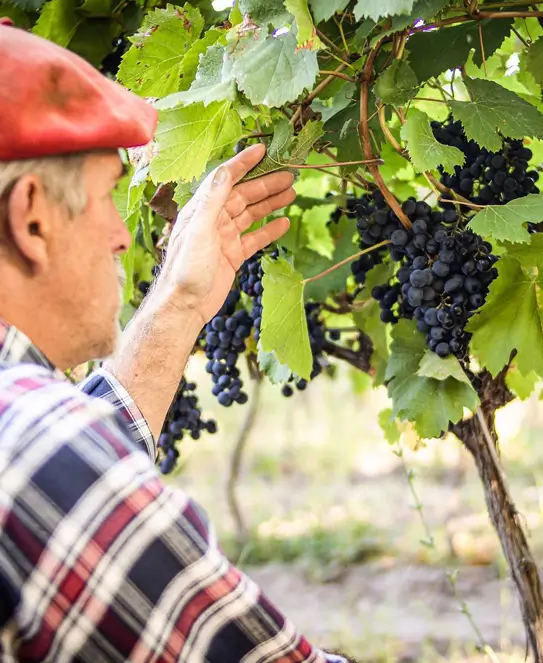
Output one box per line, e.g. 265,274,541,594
156,143,294,325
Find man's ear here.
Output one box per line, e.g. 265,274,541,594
6,174,54,273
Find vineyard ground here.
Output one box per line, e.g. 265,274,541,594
168,356,543,661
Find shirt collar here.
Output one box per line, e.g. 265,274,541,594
0,318,64,378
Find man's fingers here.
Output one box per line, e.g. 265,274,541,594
225,170,295,218
241,217,290,259
224,143,267,184
234,187,296,233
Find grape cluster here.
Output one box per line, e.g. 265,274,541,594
158,381,217,475
239,253,264,340
204,290,251,407
371,199,498,358
432,118,540,205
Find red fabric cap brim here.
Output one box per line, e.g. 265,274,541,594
0,26,158,160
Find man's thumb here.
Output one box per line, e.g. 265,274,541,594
195,165,232,218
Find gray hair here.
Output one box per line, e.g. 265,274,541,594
0,152,88,217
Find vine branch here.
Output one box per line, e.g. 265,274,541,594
303,240,391,285
360,42,412,230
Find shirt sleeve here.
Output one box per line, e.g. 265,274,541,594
2,384,345,663
78,366,156,460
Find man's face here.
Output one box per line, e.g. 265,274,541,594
51,151,130,365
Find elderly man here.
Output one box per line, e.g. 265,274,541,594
0,24,348,663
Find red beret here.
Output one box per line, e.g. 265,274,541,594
0,25,158,160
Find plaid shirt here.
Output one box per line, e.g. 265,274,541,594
0,321,345,663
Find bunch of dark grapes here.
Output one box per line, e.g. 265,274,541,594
204,290,251,407
239,252,264,340
432,118,540,206
371,200,498,358
158,381,217,475
281,303,326,397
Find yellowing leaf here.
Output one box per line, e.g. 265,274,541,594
260,256,313,379
151,101,235,183
118,4,204,98
284,0,322,49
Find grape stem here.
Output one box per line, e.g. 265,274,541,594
303,240,391,285
293,158,384,169
360,42,413,230
291,63,348,126
319,69,357,83
438,196,485,210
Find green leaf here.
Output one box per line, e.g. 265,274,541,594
467,254,543,378
401,108,464,175
151,101,233,183
379,408,401,445
523,37,543,88
386,320,479,438
301,204,336,259
0,1,34,22
298,216,356,301
117,4,204,98
469,194,543,244
449,78,543,152
260,256,313,379
238,0,291,27
68,19,121,67
156,45,236,108
417,351,471,384
231,29,319,107
387,0,450,31
374,60,418,106
33,0,82,47
354,0,415,22
309,0,349,23
407,19,512,83
506,361,540,401
290,119,325,162
113,173,142,304
242,120,323,181
284,0,322,49
179,28,224,91
257,347,292,384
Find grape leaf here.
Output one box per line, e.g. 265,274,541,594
33,0,82,47
242,120,323,181
178,28,224,91
354,0,415,21
401,109,464,175
290,121,325,162
231,29,319,107
297,216,356,301
284,0,322,49
386,320,479,438
150,101,233,183
378,408,401,445
407,19,512,83
506,361,539,401
449,78,543,152
469,194,543,244
467,254,543,378
374,60,418,106
523,37,543,88
301,204,336,259
260,256,313,379
68,19,121,67
237,0,291,27
257,347,292,384
118,5,204,98
387,0,450,31
417,351,471,384
113,173,142,304
309,0,349,23
156,45,236,107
